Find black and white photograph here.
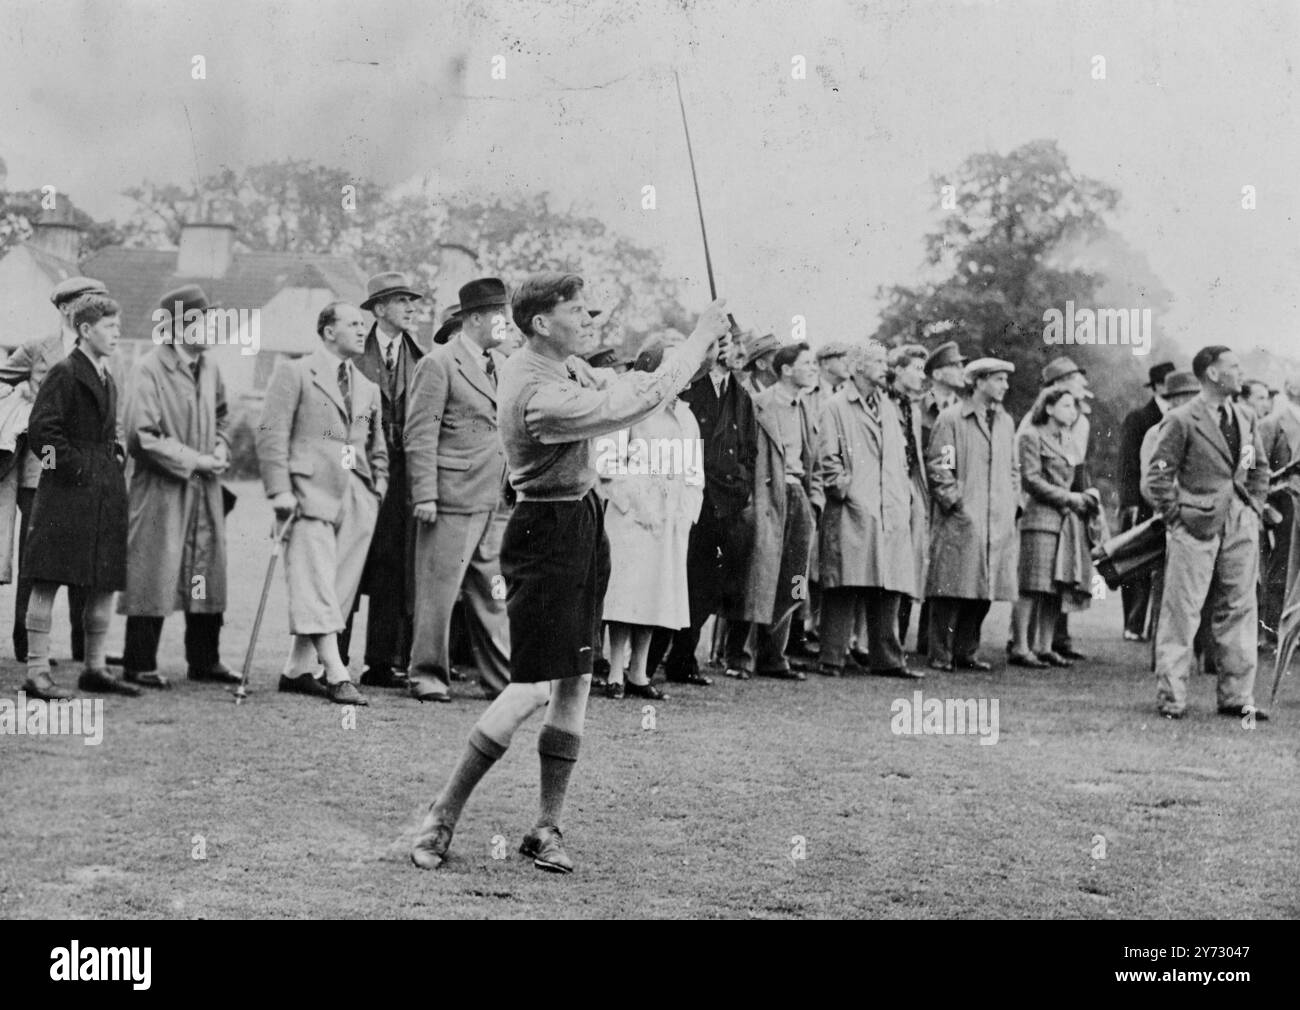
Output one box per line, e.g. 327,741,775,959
0,0,1296,945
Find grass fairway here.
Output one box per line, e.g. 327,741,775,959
1,481,1297,919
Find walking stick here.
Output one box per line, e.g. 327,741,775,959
233,512,296,704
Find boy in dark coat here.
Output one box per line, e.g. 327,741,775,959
22,293,135,700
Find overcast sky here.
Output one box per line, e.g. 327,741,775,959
2,0,1296,358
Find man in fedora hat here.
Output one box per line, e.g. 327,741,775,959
1118,361,1176,641
341,271,427,688
433,304,463,346
1259,377,1300,649
741,330,781,395
117,285,237,689
0,276,109,667
925,357,1020,671
405,278,515,703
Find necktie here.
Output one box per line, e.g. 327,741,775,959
1219,404,1238,459
864,391,879,419
484,350,497,388
384,339,396,374
986,406,997,432
338,360,352,421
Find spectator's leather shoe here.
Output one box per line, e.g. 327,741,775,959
278,672,330,697
124,670,171,689
360,667,408,688
929,659,955,672
22,672,72,701
78,667,141,697
723,667,751,681
955,657,992,672
411,815,454,870
1008,650,1048,669
326,679,368,706
409,676,451,703
1054,647,1086,661
520,825,573,874
760,667,807,681
625,680,666,700
1036,651,1073,668
603,680,625,699
188,663,241,685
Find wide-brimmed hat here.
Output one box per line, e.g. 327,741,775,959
1145,362,1176,388
965,357,1016,381
360,271,425,311
1164,371,1200,398
924,340,966,375
458,277,509,314
743,330,781,369
158,283,217,316
50,276,107,307
1041,355,1086,386
433,304,463,345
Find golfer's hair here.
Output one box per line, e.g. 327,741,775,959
512,272,584,337
69,293,119,336
317,301,349,338
1235,378,1269,403
1192,345,1232,380
846,340,887,375
773,342,810,378
1030,386,1076,426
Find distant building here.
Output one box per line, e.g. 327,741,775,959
83,222,370,403
0,204,87,354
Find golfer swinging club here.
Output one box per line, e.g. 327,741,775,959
411,272,729,873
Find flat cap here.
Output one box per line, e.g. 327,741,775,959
1041,355,1086,386
965,357,1016,380
816,341,851,361
50,276,107,307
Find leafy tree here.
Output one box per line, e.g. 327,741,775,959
874,139,1163,489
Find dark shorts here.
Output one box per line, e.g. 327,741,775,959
500,490,610,683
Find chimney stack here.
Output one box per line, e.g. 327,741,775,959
28,201,83,263
177,221,236,278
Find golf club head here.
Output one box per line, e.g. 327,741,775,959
233,681,248,704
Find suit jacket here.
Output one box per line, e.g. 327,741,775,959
1018,423,1078,535
355,325,423,466
405,335,509,514
256,347,389,522
1143,394,1267,540
1261,405,1300,497
680,370,757,518
1118,397,1164,509
0,331,73,487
